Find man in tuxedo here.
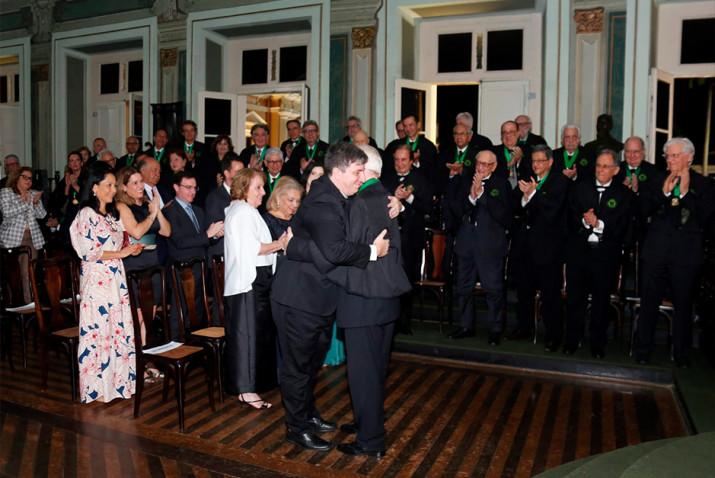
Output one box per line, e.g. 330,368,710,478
238,123,270,169
515,114,548,148
327,145,411,458
446,150,512,343
286,120,329,179
563,150,633,358
511,145,569,347
280,119,303,163
381,144,432,333
262,148,285,208
383,115,438,179
553,125,593,182
163,172,224,339
342,116,379,149
494,120,532,188
271,142,390,452
205,153,243,260
144,128,170,166
456,112,493,152
636,138,715,367
116,136,141,169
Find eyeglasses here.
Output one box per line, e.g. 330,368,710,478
531,159,550,164
303,128,318,133
265,160,283,164
179,184,198,191
663,153,685,159
19,175,33,181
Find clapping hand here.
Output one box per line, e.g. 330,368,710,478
32,191,43,205
583,208,598,228
518,178,537,198
121,243,144,258
469,171,485,199
678,168,690,195
562,167,577,179
446,162,463,177
663,172,679,195
394,185,410,200
206,221,224,239
387,196,401,219
507,147,523,167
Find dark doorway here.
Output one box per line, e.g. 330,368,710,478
673,78,715,170
436,84,479,150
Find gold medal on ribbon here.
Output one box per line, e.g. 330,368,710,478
671,197,680,207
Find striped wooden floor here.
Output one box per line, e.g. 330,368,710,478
0,337,688,477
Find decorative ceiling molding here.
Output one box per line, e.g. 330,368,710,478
352,26,376,49
574,7,604,34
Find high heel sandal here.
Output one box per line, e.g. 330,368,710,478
238,394,271,409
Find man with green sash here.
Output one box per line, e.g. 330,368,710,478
288,120,329,179
493,120,532,188
238,123,270,169
117,136,141,170
552,124,593,183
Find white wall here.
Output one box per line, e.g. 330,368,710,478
656,0,715,77
0,62,20,163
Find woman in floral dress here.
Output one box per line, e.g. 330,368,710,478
70,162,143,403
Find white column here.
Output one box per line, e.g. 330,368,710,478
622,0,652,140
542,0,572,146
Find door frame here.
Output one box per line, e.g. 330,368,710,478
0,36,32,166
648,68,674,165
394,78,437,143
196,91,246,150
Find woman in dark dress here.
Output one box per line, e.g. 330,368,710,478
261,176,303,248
51,150,84,246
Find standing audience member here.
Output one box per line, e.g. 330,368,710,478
78,147,91,166
262,177,303,265
0,167,47,302
50,151,84,247
455,112,493,152
205,153,244,260
262,148,284,207
515,114,548,148
69,162,142,403
116,136,142,169
239,124,270,169
177,120,211,206
341,116,379,148
209,135,235,188
145,128,170,168
89,137,107,163
394,120,406,140
0,154,20,188
287,121,329,179
553,125,592,182
384,115,438,178
280,119,304,171
494,120,531,188
224,168,290,408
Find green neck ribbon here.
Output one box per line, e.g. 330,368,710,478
455,148,467,164
306,144,317,160
358,177,380,193
536,172,550,191
563,149,579,169
407,136,419,152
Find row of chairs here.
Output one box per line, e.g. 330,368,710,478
0,248,229,433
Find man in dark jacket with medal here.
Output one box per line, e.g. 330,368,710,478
286,120,329,179
493,120,532,188
553,125,593,183
446,150,512,344
511,145,569,347
563,150,634,358
636,138,715,367
383,114,438,178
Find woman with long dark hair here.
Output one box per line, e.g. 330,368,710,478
70,162,143,403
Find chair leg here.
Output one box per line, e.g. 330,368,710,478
2,318,15,371
134,360,146,418
205,352,216,412
39,336,49,391
175,362,186,433
214,341,224,404
162,369,171,403
437,290,444,334
67,341,78,401
19,317,28,369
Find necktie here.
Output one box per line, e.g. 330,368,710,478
184,204,200,232
127,154,135,166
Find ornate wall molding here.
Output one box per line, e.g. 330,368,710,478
574,7,604,34
352,26,376,49
160,47,177,68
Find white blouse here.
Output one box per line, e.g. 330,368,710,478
223,200,275,296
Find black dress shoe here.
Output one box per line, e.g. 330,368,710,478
591,347,605,359
544,340,561,353
337,442,385,459
340,422,358,434
488,332,501,346
286,431,333,451
507,328,534,341
307,416,337,433
448,328,475,340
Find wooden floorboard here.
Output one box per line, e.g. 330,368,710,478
0,333,688,478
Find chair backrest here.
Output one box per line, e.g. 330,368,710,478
0,246,32,307
28,257,79,335
171,257,211,340
210,254,225,326
421,229,446,281
127,266,170,355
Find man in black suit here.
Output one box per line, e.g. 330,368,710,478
163,172,224,339
0,154,20,189
238,124,270,169
341,115,379,149
327,145,411,458
285,120,329,179
636,138,715,367
437,123,482,197
271,142,390,452
553,125,593,183
176,120,212,206
205,153,243,260
381,144,432,333
494,120,532,188
455,112,493,152
144,128,170,166
515,114,548,148
511,145,569,347
262,147,285,209
280,119,303,163
446,150,512,344
383,114,438,179
88,137,106,164
563,150,633,358
116,136,142,169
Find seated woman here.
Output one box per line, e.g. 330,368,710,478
0,167,47,303
224,168,290,409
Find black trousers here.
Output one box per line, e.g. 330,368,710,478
565,246,620,349
636,258,698,361
224,266,276,395
515,255,563,340
453,249,505,333
272,301,333,433
344,320,395,451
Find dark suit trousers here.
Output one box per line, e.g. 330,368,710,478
565,247,619,349
636,259,698,361
344,320,395,451
272,301,333,432
515,255,563,338
400,234,423,325
454,246,505,333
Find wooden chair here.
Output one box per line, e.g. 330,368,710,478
414,228,451,332
28,257,80,400
127,265,215,433
171,257,226,402
1,246,36,370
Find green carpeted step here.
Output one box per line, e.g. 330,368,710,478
620,432,715,478
532,455,599,478
559,438,677,478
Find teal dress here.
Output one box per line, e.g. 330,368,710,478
323,323,345,366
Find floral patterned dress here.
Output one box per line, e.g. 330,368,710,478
70,207,136,403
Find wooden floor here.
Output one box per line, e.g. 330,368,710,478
0,340,688,478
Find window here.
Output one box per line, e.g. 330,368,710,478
0,76,7,103
100,63,120,94
279,46,307,82
438,33,472,73
681,18,715,64
486,29,523,71
13,74,19,101
128,60,143,92
242,49,269,84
